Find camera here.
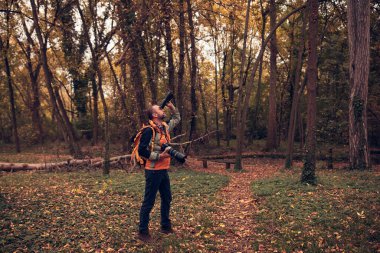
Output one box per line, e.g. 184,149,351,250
161,143,187,163
160,92,174,109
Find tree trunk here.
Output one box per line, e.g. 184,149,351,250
251,0,266,137
162,0,176,95
97,70,110,175
115,0,147,126
266,0,278,150
285,12,306,169
226,16,236,148
91,73,99,144
235,0,251,170
298,105,304,148
137,31,157,103
1,38,20,153
221,51,228,141
186,0,198,141
153,28,161,91
129,38,147,126
59,5,88,123
177,0,186,139
212,26,221,147
347,0,371,170
198,72,208,132
121,62,132,152
301,0,318,184
106,52,132,153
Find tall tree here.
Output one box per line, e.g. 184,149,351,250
208,6,221,146
186,0,198,141
0,7,20,152
251,0,267,138
347,0,371,170
161,0,176,95
117,0,147,126
136,0,157,103
285,12,307,169
301,0,318,184
59,1,88,123
77,0,115,174
266,0,278,150
225,10,236,147
235,0,251,170
176,0,186,138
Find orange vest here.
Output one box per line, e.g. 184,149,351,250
145,121,171,170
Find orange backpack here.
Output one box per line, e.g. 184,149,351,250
131,125,156,167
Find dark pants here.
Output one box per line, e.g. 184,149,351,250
139,169,172,232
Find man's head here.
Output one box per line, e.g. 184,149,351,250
146,104,166,121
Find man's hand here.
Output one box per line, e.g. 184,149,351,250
160,147,171,159
167,102,175,111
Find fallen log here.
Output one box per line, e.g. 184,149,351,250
0,154,132,172
198,152,295,160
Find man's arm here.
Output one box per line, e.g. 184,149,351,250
167,102,181,132
138,128,160,161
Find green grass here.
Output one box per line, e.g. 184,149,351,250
0,169,228,252
251,169,380,252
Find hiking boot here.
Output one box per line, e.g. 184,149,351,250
137,230,152,242
161,226,174,234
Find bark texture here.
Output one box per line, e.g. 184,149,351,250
347,0,371,170
301,0,318,184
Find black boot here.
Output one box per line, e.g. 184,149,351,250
138,229,152,242
161,226,174,234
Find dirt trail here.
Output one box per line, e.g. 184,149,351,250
188,158,284,252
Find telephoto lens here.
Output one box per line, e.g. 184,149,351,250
159,92,174,109
161,143,187,163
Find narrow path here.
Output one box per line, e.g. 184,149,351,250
189,157,284,252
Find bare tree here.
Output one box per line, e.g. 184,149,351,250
14,7,44,143
285,11,307,169
176,0,186,138
251,0,267,138
186,0,198,142
266,0,278,150
30,0,82,158
1,33,20,153
77,0,116,174
161,0,176,95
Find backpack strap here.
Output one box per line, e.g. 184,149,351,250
131,125,156,166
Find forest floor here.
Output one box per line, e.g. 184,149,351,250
0,155,379,252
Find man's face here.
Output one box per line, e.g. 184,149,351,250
152,105,166,120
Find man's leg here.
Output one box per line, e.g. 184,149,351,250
139,170,161,233
159,170,172,230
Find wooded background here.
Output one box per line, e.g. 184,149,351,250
0,0,379,176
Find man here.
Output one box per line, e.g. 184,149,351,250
137,102,180,241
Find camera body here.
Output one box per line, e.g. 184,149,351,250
161,143,187,163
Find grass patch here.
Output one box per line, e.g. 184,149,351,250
0,169,228,252
251,169,380,252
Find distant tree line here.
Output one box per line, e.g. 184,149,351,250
0,0,379,177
